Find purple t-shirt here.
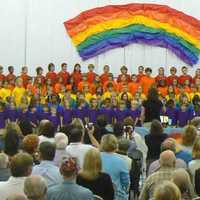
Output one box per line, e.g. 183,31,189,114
163,107,178,126
99,108,115,124
27,111,38,125
127,108,141,120
48,115,60,129
39,112,50,121
87,108,100,123
72,108,87,121
0,111,6,128
17,110,28,121
114,108,128,122
61,108,73,125
177,109,192,127
6,108,18,122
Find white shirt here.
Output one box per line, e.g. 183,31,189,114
39,135,55,144
65,143,94,169
189,159,200,184
0,176,26,200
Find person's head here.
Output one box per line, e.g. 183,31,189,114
158,67,165,76
19,119,33,136
74,63,81,72
170,67,177,75
15,77,23,87
39,142,56,161
90,98,98,109
190,117,200,129
161,138,176,153
159,150,176,168
60,157,78,179
153,181,181,200
166,99,175,109
24,176,47,200
131,74,137,82
145,67,152,76
61,63,67,71
23,134,39,155
192,137,200,159
21,66,28,74
39,121,55,138
131,100,139,109
117,138,130,154
138,65,144,74
181,66,188,75
182,125,197,146
172,169,195,198
119,100,126,110
8,65,14,74
36,66,43,76
0,153,9,169
10,153,33,177
121,92,129,102
120,66,128,74
103,65,110,73
147,87,159,101
48,63,55,72
54,132,68,149
100,134,118,153
4,128,20,157
69,128,83,143
150,120,163,135
113,122,124,138
96,115,107,128
88,64,94,72
80,149,102,180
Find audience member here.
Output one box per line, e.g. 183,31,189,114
7,194,28,200
77,148,114,200
0,152,10,181
66,128,95,168
148,138,187,176
172,168,196,199
54,132,68,167
100,134,130,200
0,153,33,200
31,142,63,187
46,157,93,200
139,150,176,200
24,175,47,200
153,181,181,200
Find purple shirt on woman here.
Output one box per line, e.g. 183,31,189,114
72,108,87,121
87,108,100,123
177,109,192,127
127,108,141,120
6,108,18,122
27,111,39,125
99,108,115,124
48,115,60,129
114,108,128,122
61,108,73,125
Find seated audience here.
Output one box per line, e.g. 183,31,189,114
24,175,47,200
77,148,114,200
0,152,10,181
100,134,130,200
0,153,33,200
31,142,63,187
172,168,196,199
54,132,68,167
66,128,95,168
148,138,187,176
139,150,176,200
46,157,93,200
153,181,181,200
189,137,200,184
145,119,168,168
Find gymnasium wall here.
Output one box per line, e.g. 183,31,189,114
0,0,200,76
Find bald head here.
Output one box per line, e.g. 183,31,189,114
161,138,176,153
24,176,47,200
7,194,27,200
159,150,176,168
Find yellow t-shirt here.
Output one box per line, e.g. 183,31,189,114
0,88,11,102
12,87,26,106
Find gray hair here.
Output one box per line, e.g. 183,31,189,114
0,153,9,169
54,132,68,149
24,176,47,200
159,150,176,168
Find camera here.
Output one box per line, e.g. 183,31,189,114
85,122,93,130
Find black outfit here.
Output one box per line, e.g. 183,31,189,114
142,99,163,122
77,172,114,200
145,133,168,160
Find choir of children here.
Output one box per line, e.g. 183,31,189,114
0,63,199,130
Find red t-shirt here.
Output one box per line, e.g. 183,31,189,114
46,72,57,85
155,75,167,85
137,74,146,83
167,75,179,85
0,74,5,82
100,73,109,85
117,74,131,83
178,75,192,85
71,71,82,87
87,72,96,84
20,73,31,88
57,71,70,85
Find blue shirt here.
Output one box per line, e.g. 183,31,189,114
101,152,130,200
46,180,93,200
32,160,63,188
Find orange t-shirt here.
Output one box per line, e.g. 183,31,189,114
140,76,155,95
100,73,109,85
20,73,30,88
158,87,168,97
57,71,70,85
128,82,140,95
6,74,16,84
71,71,82,87
0,74,5,82
46,72,57,85
87,72,96,84
103,81,119,92
184,86,191,93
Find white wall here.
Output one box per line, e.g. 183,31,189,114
0,0,200,76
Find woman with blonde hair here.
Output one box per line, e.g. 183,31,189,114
77,148,114,200
153,181,181,200
181,125,197,153
100,134,130,200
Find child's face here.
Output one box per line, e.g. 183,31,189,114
88,66,94,72
43,107,49,112
170,68,176,75
108,75,113,81
131,75,137,82
137,86,143,93
91,99,97,108
75,65,80,71
104,66,109,73
138,66,144,73
121,69,127,75
62,64,67,71
9,67,14,73
182,96,188,104
131,101,138,109
119,103,126,109
31,107,36,112
39,69,43,75
168,86,174,93
50,66,55,72
51,108,57,115
64,101,70,108
181,104,187,111
182,67,188,75
122,94,128,101
22,67,28,74
158,68,164,75
172,79,178,86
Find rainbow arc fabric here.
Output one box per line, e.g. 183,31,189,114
64,3,200,65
